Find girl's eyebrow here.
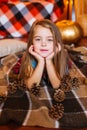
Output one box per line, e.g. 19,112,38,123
33,36,40,38
33,36,53,38
34,36,53,37
47,36,53,38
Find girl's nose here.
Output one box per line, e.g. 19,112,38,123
41,40,46,46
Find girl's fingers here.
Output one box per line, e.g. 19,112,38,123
57,43,61,52
46,52,54,60
29,45,44,61
29,45,34,54
55,46,58,54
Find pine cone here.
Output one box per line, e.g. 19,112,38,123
71,77,80,89
48,103,64,120
60,74,72,92
8,78,27,94
54,89,65,102
29,83,40,97
8,80,18,94
17,79,26,90
63,74,71,82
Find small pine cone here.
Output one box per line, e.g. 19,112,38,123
29,83,40,97
18,79,26,90
8,80,18,94
60,82,72,92
71,77,80,89
63,74,71,82
54,89,65,102
48,103,64,120
60,74,72,92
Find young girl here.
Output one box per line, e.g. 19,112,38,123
17,19,74,126
19,19,67,89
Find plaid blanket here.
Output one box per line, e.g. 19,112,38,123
0,53,87,128
0,1,64,38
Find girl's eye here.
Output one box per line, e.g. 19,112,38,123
48,38,53,42
35,38,41,41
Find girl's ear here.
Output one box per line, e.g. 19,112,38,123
58,43,61,52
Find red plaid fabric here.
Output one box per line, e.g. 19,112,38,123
0,1,64,38
0,0,8,2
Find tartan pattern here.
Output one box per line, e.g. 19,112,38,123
0,1,63,38
0,53,87,128
0,84,87,128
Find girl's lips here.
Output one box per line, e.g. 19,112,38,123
40,49,48,52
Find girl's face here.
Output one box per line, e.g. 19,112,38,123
33,25,54,58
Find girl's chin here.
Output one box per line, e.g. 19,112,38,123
41,54,49,58
37,52,52,58
41,53,52,58
40,55,46,58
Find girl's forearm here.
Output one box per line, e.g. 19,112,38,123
46,60,60,89
26,60,45,89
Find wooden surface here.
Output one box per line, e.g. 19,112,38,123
0,125,87,130
0,126,86,130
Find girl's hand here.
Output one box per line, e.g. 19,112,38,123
29,45,44,62
46,46,58,61
45,52,54,61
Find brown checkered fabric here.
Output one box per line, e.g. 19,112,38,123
0,53,87,128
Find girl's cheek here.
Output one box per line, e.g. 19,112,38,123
33,45,37,52
50,47,54,52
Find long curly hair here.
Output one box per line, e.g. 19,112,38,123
19,19,67,79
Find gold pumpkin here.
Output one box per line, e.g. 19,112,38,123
56,20,83,44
